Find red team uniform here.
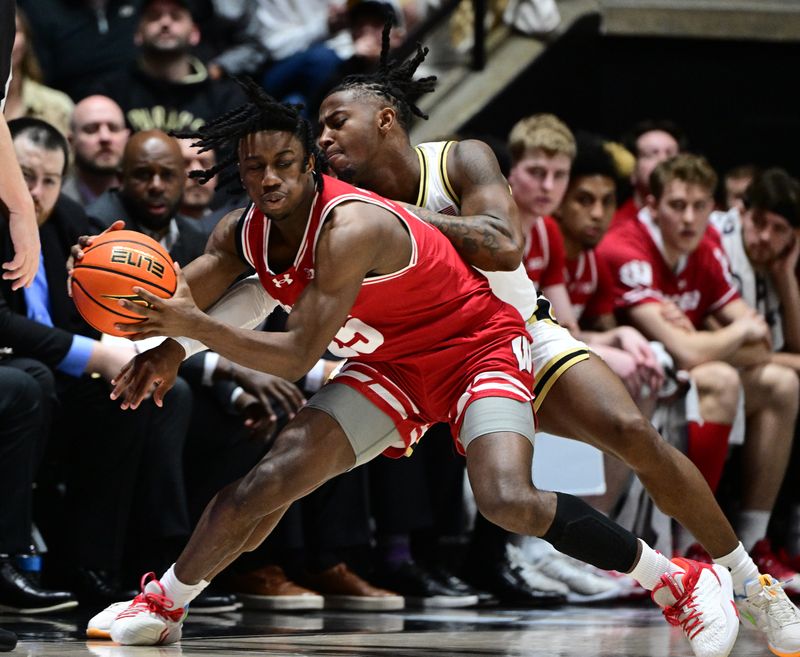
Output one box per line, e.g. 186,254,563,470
564,249,615,322
597,210,739,326
523,216,566,287
236,175,535,456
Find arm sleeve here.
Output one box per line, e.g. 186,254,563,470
174,275,279,358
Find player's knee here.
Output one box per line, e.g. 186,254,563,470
473,479,546,533
692,361,740,417
607,410,657,464
764,363,800,408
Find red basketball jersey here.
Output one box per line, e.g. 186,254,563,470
597,210,739,328
564,249,614,321
523,215,566,288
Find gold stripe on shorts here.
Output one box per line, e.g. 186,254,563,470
533,348,590,412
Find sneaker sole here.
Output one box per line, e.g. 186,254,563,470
769,645,800,657
406,594,479,608
85,628,111,640
322,595,405,611
0,600,78,614
236,593,324,610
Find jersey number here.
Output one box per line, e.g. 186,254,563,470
329,318,385,357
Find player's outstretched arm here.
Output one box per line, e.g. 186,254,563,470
405,140,523,272
111,202,400,407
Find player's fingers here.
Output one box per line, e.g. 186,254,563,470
152,380,173,408
131,286,163,307
118,298,154,317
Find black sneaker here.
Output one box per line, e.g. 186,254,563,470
461,557,566,607
373,561,478,608
191,587,241,614
72,568,137,606
429,567,498,606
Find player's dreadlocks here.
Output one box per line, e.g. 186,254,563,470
328,22,437,131
173,77,326,190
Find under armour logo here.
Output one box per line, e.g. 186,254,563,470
272,273,293,287
304,268,315,280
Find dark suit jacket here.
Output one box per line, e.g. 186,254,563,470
87,189,209,266
1,195,99,367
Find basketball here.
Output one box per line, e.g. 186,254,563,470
71,230,177,337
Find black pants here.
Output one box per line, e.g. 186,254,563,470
50,374,192,575
0,359,54,555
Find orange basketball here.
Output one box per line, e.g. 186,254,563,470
71,230,177,337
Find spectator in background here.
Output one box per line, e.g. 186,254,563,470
92,0,245,132
177,138,228,235
553,134,663,407
3,118,192,605
87,130,206,261
62,96,130,208
723,164,757,214
507,113,579,333
614,119,685,228
2,8,74,136
599,154,800,587
18,0,141,102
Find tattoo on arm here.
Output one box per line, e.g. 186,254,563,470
408,204,506,260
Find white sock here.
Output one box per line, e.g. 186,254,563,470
628,539,680,590
737,510,771,552
713,541,759,597
159,564,209,610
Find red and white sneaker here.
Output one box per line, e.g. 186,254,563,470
652,557,739,657
753,539,800,598
109,573,187,646
86,600,132,639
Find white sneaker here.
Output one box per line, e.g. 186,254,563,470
738,574,800,657
652,557,739,657
529,552,625,603
506,545,569,596
86,600,132,639
109,574,187,646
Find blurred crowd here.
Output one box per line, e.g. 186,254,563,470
2,0,800,619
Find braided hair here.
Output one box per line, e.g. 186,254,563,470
328,22,437,131
173,77,326,191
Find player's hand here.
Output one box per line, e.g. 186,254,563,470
110,339,185,409
771,231,800,280
114,262,203,339
3,208,41,290
596,346,645,397
66,220,125,297
611,325,665,394
231,366,306,422
736,309,771,345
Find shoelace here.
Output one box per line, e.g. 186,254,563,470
116,572,185,623
661,569,706,640
751,575,800,626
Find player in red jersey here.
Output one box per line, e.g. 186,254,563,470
74,81,743,652
599,154,800,645
553,134,665,405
